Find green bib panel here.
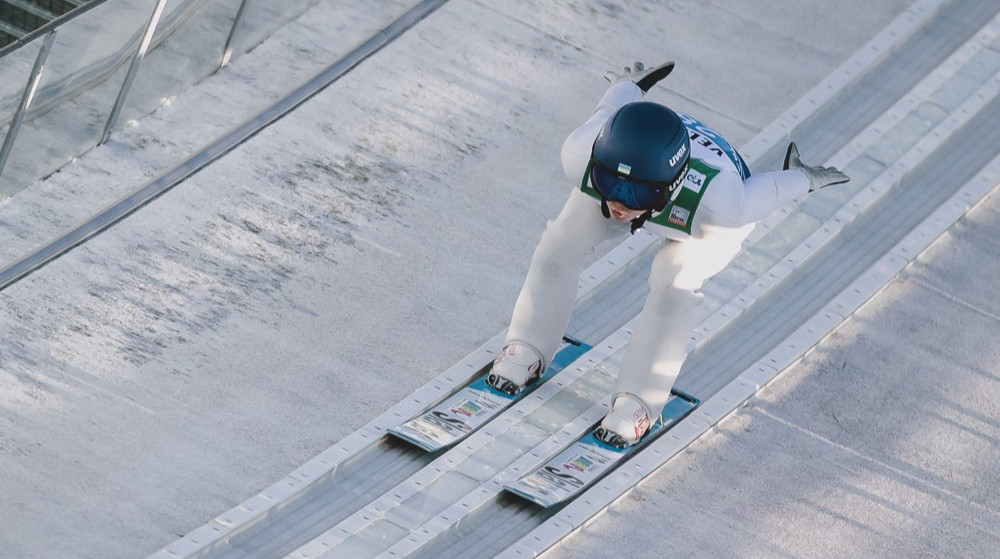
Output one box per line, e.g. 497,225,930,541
648,158,719,235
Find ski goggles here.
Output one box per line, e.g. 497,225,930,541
587,158,686,211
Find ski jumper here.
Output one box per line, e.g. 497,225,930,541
505,81,812,418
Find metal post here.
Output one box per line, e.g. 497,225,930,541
100,0,169,144
0,30,57,189
219,0,252,70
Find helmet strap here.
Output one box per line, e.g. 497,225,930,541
600,197,611,219
629,209,654,234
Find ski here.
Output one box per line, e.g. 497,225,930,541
388,337,591,452
503,389,699,508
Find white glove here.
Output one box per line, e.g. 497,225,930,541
604,61,675,94
783,142,850,191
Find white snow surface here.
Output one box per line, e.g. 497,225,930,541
1,1,996,559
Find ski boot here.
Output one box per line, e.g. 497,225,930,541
595,393,652,449
486,342,543,396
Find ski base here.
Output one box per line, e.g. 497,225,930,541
388,337,591,452
503,389,699,508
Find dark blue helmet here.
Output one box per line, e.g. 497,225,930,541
588,102,690,213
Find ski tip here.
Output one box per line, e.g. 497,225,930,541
387,427,446,452
503,484,558,508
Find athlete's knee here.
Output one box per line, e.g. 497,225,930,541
648,243,684,290
532,219,592,274
646,284,703,317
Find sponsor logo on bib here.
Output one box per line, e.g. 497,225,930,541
668,206,690,227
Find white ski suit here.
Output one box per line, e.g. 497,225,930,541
505,81,812,418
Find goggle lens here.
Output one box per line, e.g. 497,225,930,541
589,160,675,211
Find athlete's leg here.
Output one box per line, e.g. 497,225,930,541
614,229,748,418
506,189,624,365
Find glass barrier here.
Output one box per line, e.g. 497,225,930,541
0,35,41,130
0,36,40,197
229,0,319,57
117,0,243,127
0,0,425,277
1,1,152,193
0,0,323,197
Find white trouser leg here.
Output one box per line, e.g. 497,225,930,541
506,189,624,365
615,231,748,416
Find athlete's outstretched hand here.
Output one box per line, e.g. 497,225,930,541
783,142,850,191
604,61,675,94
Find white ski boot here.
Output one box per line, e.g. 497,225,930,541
595,393,652,449
486,342,543,395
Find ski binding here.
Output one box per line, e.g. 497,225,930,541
504,389,699,508
388,337,591,452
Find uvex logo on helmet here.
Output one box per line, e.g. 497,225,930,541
669,143,687,167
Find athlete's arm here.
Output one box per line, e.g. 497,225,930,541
698,169,811,228
560,82,643,183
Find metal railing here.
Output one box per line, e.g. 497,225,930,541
0,0,319,196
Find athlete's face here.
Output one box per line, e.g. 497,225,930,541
606,200,645,222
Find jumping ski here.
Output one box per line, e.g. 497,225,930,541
388,337,591,452
503,389,699,507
